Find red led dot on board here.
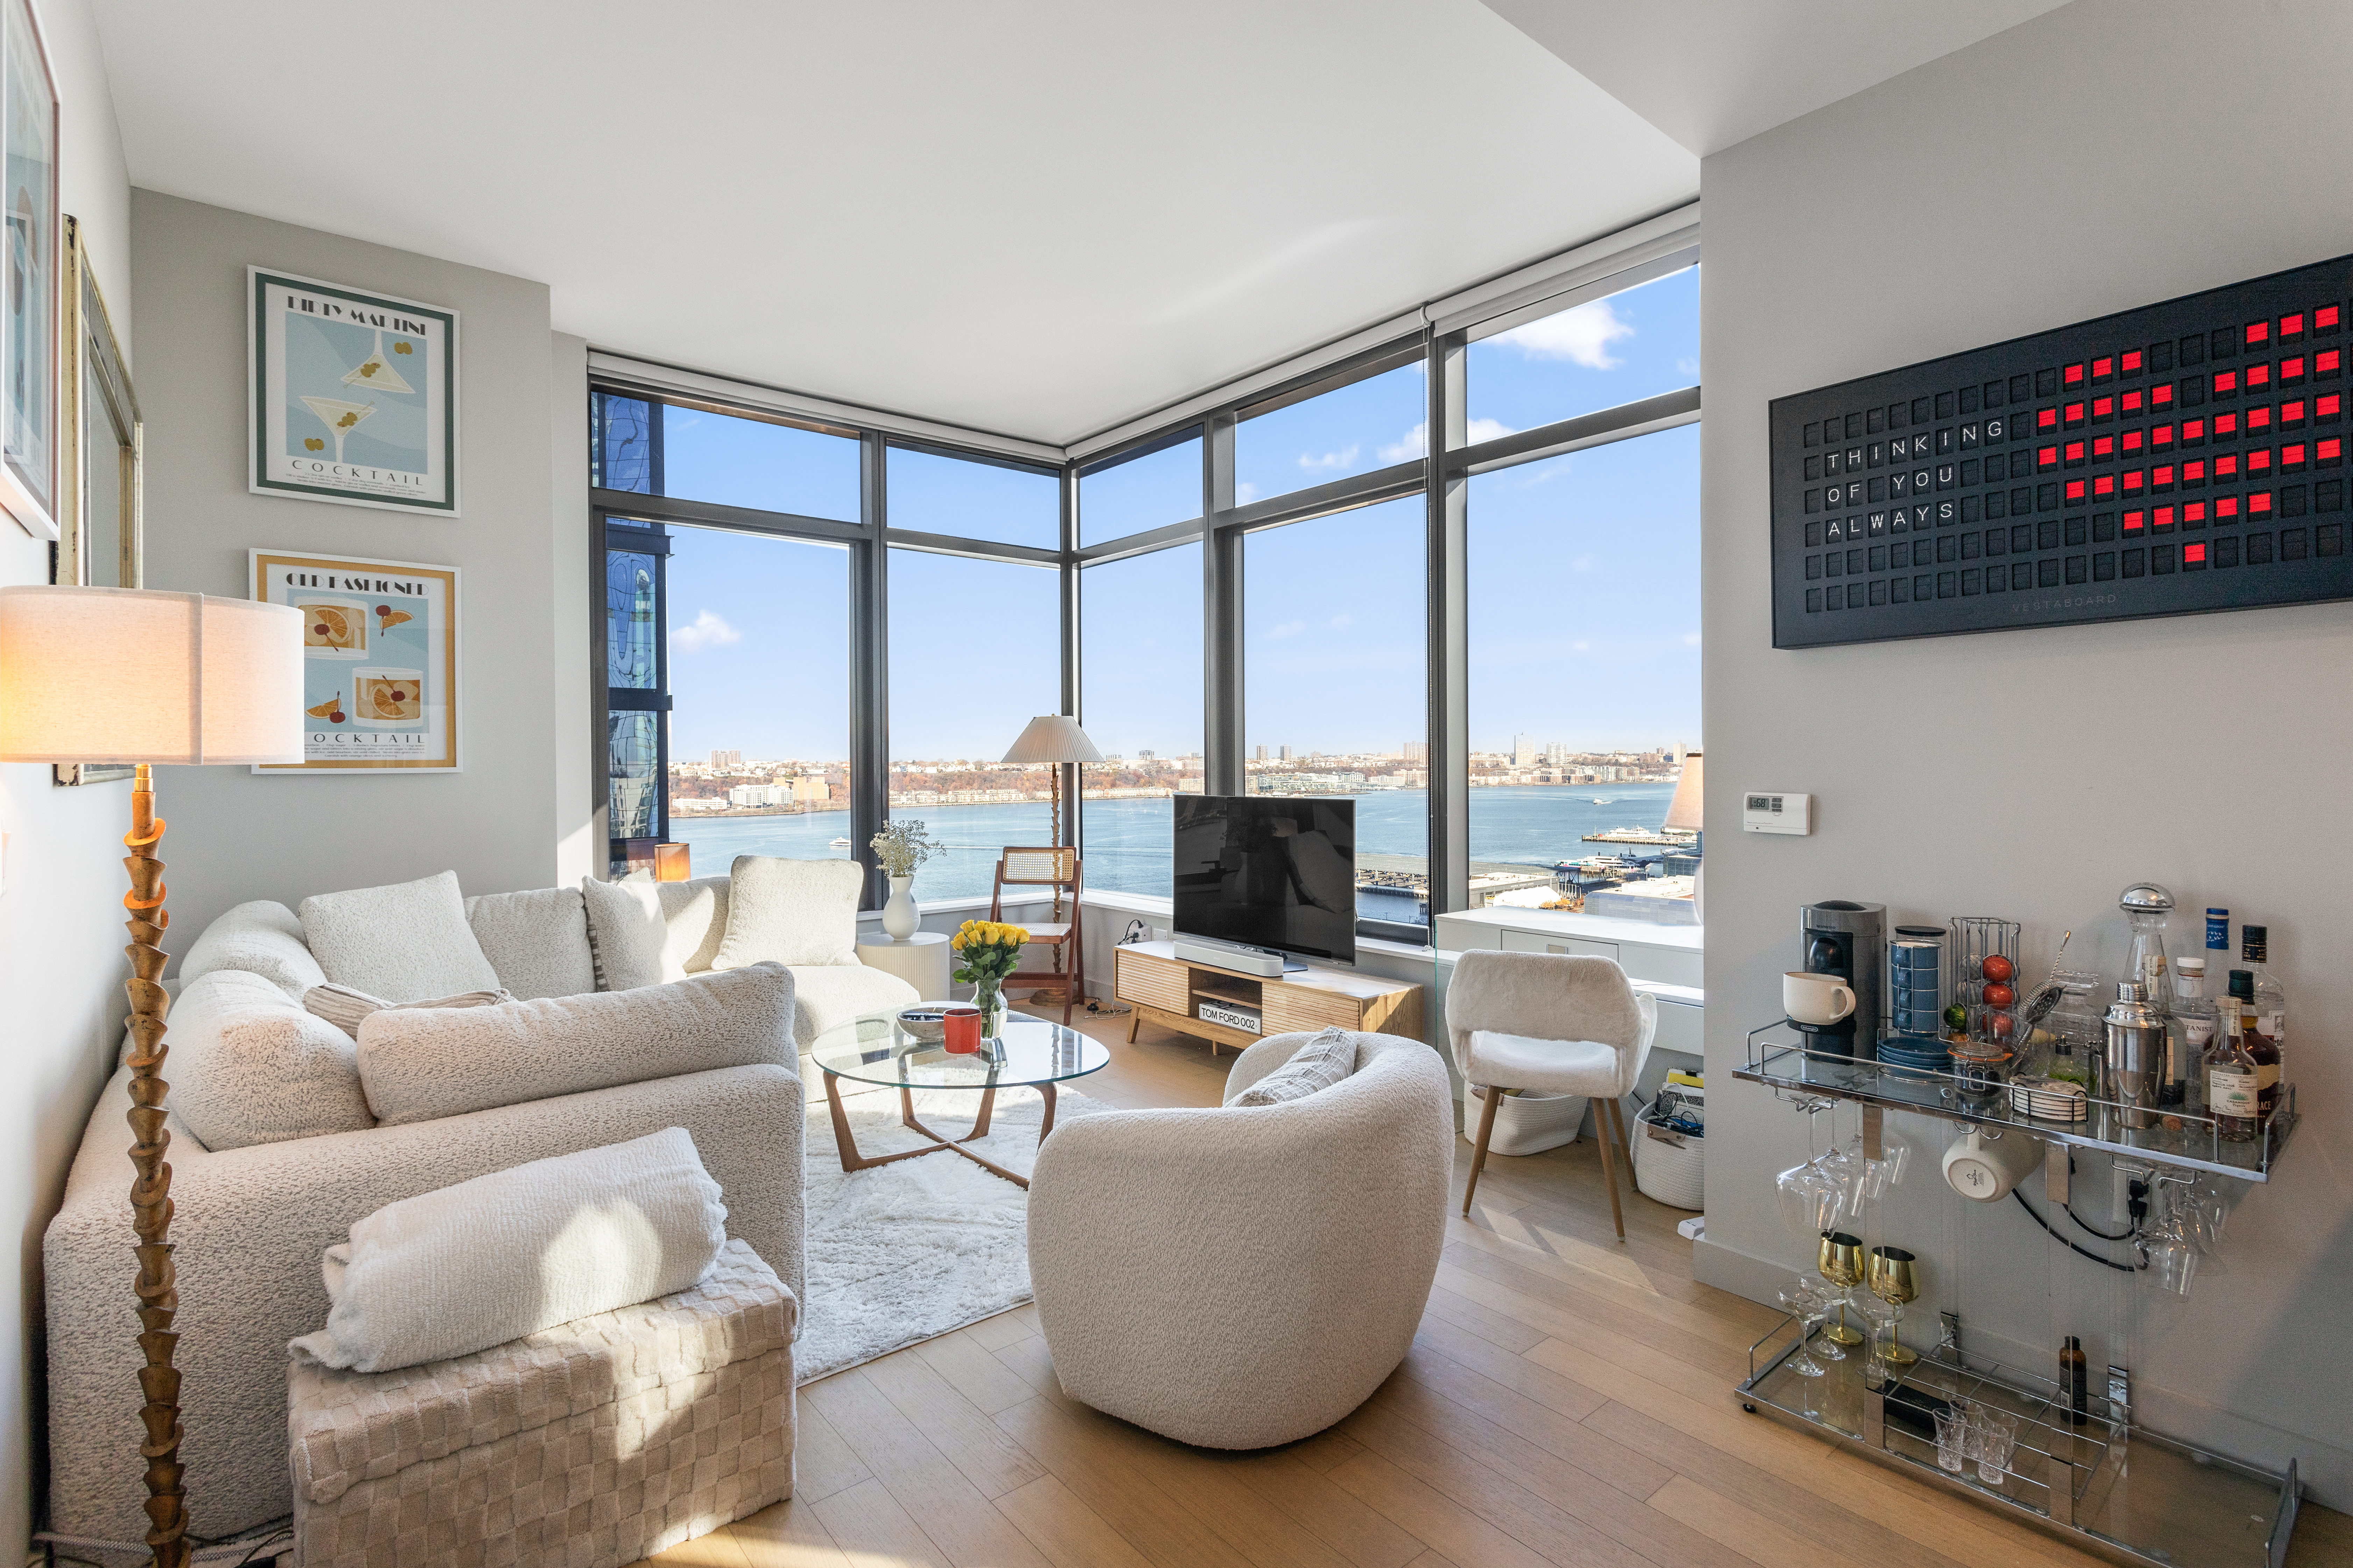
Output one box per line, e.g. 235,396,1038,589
2319,305,2343,331
2122,349,2145,372
2038,407,2059,429
2216,496,2239,518
2039,445,2060,468
2185,500,2208,522
2281,400,2304,424
2093,435,2115,457
2283,356,2306,379
2321,349,2343,373
2322,394,2344,418
2093,474,2115,497
2064,402,2086,426
2247,364,2272,389
2122,429,2145,452
2065,441,2085,461
2249,405,2273,429
2247,448,2271,472
2065,479,2087,500
2156,505,2177,528
2154,383,2176,405
2124,469,2146,491
2215,370,2240,393
2282,443,2305,466
2252,490,2273,513
2283,313,2306,338
2156,464,2177,484
2186,542,2208,563
2184,459,2206,481
2215,454,2239,478
2124,509,2147,532
2247,321,2270,345
2153,423,2175,447
2065,363,2086,384
2093,357,2115,379
2122,389,2145,413
2320,437,2343,461
2095,396,2114,418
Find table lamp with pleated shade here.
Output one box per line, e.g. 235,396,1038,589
0,585,304,1568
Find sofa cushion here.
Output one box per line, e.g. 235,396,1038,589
786,962,919,1051
299,872,501,1003
165,969,375,1150
711,856,862,971
1227,1026,1357,1107
303,983,513,1041
464,886,597,1000
288,1127,729,1374
179,900,327,1001
579,875,665,990
658,875,732,975
355,963,797,1126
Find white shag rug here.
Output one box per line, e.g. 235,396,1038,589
796,1079,1112,1383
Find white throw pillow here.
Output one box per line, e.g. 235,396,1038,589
287,1126,729,1373
303,982,513,1040
164,969,375,1150
178,900,327,1001
354,962,797,1125
465,886,597,1000
710,856,862,970
579,875,667,990
298,871,501,1003
656,875,732,976
1229,1027,1358,1107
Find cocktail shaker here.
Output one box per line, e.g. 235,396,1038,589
2103,981,2167,1130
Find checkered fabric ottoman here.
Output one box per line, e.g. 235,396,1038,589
288,1238,796,1568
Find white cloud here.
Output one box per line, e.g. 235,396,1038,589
1327,613,1354,631
671,609,740,653
1572,640,1590,652
1298,444,1360,472
1492,298,1635,369
1676,356,1700,377
1377,417,1515,463
1266,619,1307,640
1236,480,1261,504
1682,632,1702,646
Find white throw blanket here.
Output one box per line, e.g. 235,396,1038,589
288,1127,729,1373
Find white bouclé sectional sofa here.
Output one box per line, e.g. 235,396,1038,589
44,860,915,1549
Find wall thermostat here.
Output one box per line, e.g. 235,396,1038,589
1742,791,1813,834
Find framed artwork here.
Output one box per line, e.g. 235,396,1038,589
56,216,143,785
248,268,459,515
0,0,59,541
251,550,460,773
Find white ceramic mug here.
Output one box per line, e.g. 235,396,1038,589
1941,1126,2046,1203
1784,969,1856,1026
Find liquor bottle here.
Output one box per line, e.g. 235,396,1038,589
2240,924,2286,1082
2228,967,2283,1121
2061,1337,2089,1427
2207,998,2261,1142
2168,957,2216,1112
2205,907,2231,979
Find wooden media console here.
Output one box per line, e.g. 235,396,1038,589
1111,940,1423,1055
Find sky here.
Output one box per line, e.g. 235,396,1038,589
629,266,1700,765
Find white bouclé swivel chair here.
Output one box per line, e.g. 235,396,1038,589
1446,949,1658,1237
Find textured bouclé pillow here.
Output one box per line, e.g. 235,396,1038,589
1229,1027,1359,1107
465,886,597,1000
579,875,667,990
710,856,862,970
657,875,732,976
287,1126,729,1373
165,969,375,1149
303,982,513,1040
354,962,797,1126
299,871,501,1003
178,900,327,1001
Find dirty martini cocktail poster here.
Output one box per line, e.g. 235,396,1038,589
248,269,458,514
251,551,460,772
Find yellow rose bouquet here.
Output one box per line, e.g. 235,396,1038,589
950,919,1028,1033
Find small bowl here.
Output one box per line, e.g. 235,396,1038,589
896,1007,948,1044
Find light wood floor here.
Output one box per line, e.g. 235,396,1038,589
645,1012,2353,1568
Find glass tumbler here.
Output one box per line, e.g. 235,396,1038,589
1933,1407,1970,1473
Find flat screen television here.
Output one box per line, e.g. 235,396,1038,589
1172,794,1356,965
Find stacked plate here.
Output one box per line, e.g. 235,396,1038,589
1874,1033,1954,1075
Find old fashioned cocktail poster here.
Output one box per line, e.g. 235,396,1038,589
251,551,460,772
248,269,459,514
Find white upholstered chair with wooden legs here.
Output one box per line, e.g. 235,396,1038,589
1445,948,1658,1237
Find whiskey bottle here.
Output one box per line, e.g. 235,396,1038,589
2240,925,2286,1091
2169,956,2216,1112
2207,999,2261,1143
2227,969,2281,1123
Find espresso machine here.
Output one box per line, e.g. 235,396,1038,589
1799,900,1885,1059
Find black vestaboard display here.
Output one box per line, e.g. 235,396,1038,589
1772,252,2353,648
1172,794,1357,966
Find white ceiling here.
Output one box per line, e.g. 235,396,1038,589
92,0,1699,446
1480,0,2072,157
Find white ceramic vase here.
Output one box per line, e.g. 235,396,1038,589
881,875,919,940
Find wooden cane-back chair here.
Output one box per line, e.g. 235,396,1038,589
989,846,1083,1024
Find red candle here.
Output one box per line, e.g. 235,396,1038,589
942,1006,981,1053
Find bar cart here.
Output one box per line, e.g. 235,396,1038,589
1734,1022,2303,1568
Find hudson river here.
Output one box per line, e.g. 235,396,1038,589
669,783,1680,918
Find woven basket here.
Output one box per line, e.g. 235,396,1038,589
1468,1084,1586,1156
1632,1106,1705,1210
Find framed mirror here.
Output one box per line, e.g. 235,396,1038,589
54,215,143,784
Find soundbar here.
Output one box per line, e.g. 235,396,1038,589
1174,938,1294,977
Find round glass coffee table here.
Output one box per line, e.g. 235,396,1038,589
809,1006,1109,1189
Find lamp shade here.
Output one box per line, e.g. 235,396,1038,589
0,586,306,764
1001,714,1103,766
1661,749,1703,831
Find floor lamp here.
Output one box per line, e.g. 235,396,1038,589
0,587,304,1568
1001,714,1102,1001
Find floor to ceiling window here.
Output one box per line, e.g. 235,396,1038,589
1078,541,1203,900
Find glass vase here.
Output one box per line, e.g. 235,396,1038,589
975,977,1007,1039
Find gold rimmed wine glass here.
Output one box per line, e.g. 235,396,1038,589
1867,1244,1920,1366
1817,1231,1866,1345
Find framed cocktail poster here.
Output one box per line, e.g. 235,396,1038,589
1,0,60,541
251,550,460,772
248,268,459,515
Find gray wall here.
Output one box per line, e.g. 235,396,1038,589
1699,0,2353,1509
131,192,569,941
0,1,134,1551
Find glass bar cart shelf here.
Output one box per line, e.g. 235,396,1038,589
1739,1020,2299,1182
1742,1311,2300,1568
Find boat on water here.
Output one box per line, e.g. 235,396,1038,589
828,837,851,848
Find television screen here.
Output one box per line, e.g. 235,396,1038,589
1172,794,1356,965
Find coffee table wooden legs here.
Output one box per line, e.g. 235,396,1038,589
823,1069,1045,1188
